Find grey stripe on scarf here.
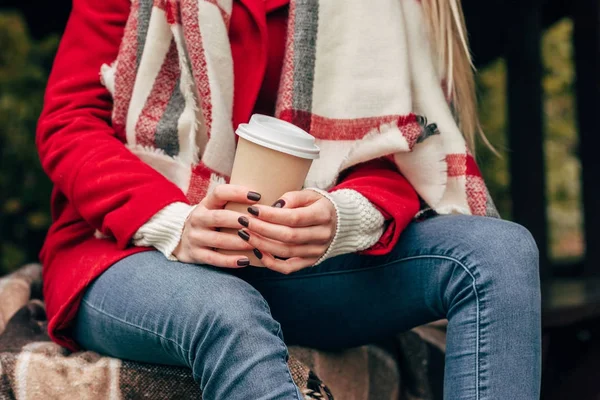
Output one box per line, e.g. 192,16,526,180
137,0,153,70
292,0,319,118
155,78,185,156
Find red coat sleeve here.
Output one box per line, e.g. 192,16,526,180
36,0,189,249
331,158,420,256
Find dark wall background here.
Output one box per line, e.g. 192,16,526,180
0,0,573,66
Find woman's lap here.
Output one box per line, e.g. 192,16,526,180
232,214,542,398
74,214,541,399
233,214,539,341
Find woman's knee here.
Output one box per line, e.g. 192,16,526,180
470,219,541,311
180,274,283,359
197,278,279,335
182,275,287,385
484,220,539,286
440,217,540,311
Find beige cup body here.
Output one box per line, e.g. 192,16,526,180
219,137,313,266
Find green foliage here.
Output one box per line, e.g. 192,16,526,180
542,19,583,260
476,18,583,261
0,12,58,274
476,59,511,220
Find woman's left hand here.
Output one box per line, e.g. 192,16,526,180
238,190,337,274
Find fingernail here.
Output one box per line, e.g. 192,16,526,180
272,199,286,208
238,216,249,227
253,248,263,260
237,258,250,267
248,206,259,216
247,191,261,201
238,229,250,241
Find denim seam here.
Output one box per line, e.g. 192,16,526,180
275,323,302,400
398,254,481,400
249,253,483,399
81,299,192,357
266,306,301,400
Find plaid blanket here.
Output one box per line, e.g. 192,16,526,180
0,265,445,399
0,265,332,400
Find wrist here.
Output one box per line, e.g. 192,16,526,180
305,188,385,265
133,202,197,260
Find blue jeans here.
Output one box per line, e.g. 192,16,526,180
73,215,541,399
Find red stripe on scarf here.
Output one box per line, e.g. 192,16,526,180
446,151,487,215
187,162,226,204
446,153,466,177
112,0,141,141
135,40,180,148
465,153,483,177
278,110,420,143
446,151,483,178
155,1,228,32
155,0,181,24
181,0,213,138
466,175,488,215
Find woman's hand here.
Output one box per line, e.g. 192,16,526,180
173,185,262,268
238,190,337,274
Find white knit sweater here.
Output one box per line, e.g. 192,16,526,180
133,189,385,265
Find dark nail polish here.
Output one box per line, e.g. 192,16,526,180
238,216,249,227
272,199,286,208
247,191,261,201
238,229,250,241
237,258,250,267
248,206,259,216
253,248,263,260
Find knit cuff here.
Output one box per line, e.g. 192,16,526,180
132,202,196,261
305,188,385,266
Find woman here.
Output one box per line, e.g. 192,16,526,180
36,0,541,398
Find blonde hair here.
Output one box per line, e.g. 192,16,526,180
421,0,495,154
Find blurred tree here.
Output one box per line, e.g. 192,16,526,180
476,18,583,262
0,12,58,274
541,19,583,261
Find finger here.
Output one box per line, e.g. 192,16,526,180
241,216,332,245
191,209,254,230
271,190,322,209
260,252,319,275
247,201,334,227
202,184,262,209
238,229,327,259
190,230,253,251
191,248,252,268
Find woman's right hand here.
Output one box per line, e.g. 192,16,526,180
173,184,261,268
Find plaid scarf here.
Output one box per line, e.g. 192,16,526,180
101,0,498,217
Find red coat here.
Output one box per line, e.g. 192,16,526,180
37,0,420,352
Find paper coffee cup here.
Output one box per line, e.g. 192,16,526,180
219,114,320,266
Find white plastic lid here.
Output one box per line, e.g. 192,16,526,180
236,114,320,160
